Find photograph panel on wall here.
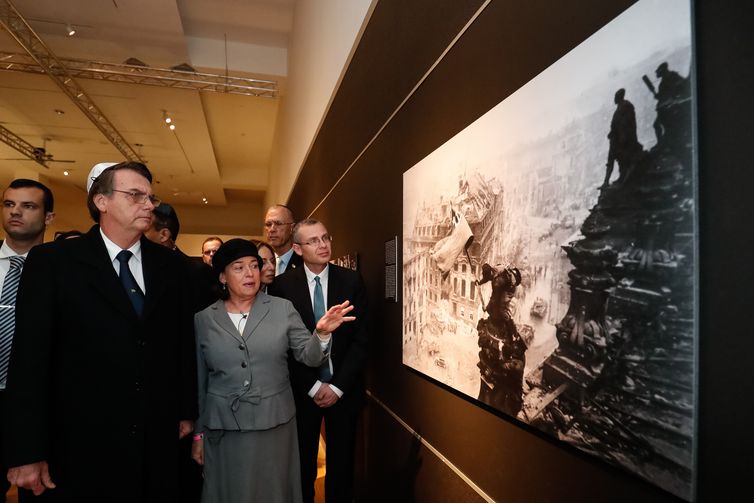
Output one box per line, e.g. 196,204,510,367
401,0,696,499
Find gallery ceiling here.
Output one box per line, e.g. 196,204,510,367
0,0,295,235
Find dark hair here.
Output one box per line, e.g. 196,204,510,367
152,203,180,240
87,162,152,223
7,179,54,213
251,239,275,259
292,218,322,243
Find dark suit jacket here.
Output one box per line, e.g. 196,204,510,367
3,225,197,502
176,247,220,313
268,264,368,401
286,251,304,272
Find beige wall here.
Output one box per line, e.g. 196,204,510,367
265,0,375,208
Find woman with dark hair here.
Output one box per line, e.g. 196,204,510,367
191,238,355,503
251,239,276,292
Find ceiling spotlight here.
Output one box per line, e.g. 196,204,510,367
63,170,70,176
164,117,172,124
202,197,207,202
203,200,208,205
54,109,65,116
66,24,76,36
169,124,176,131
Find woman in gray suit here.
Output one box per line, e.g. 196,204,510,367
191,239,354,503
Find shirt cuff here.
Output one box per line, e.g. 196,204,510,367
307,380,323,398
329,384,344,398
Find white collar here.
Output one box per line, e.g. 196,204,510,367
0,240,29,259
99,228,142,263
303,263,329,283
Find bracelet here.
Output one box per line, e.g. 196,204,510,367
193,433,204,441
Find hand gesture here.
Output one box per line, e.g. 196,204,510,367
315,300,355,335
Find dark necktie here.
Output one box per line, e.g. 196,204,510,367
313,276,332,382
116,250,144,316
0,255,25,385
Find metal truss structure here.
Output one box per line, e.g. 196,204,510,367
0,0,143,162
0,51,278,98
0,123,49,168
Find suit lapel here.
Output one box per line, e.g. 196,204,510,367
242,292,270,341
291,267,316,330
209,300,244,343
74,226,139,321
141,238,169,319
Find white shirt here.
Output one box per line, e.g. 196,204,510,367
0,241,29,390
275,247,295,276
303,264,343,398
99,228,146,293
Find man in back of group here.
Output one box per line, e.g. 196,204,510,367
269,219,368,503
0,179,55,503
201,236,222,267
145,203,219,313
263,204,302,275
3,162,197,502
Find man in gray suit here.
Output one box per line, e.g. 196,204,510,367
4,162,196,502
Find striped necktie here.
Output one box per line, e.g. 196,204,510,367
0,255,26,386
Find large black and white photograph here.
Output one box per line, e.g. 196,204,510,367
402,0,696,499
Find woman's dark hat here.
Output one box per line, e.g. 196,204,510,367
212,238,262,275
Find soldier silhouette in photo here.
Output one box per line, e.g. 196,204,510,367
644,61,690,147
604,88,643,187
476,264,527,416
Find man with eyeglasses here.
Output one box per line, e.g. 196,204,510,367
268,219,368,503
200,236,223,267
4,162,197,502
263,204,302,275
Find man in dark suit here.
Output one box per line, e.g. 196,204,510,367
145,202,219,313
0,179,55,503
3,162,197,502
269,218,368,503
264,204,303,275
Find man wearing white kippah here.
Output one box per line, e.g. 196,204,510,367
3,162,197,502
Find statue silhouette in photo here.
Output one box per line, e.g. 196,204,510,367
476,264,527,416
538,61,695,499
604,88,643,187
644,61,692,149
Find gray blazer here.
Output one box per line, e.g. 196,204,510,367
195,293,327,432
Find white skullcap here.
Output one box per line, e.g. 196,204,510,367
86,162,119,192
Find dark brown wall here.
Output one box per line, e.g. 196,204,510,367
287,1,753,501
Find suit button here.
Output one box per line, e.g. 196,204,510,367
135,381,141,392
241,361,247,368
239,344,245,350
130,424,138,434
137,339,146,347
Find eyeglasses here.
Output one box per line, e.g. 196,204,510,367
298,234,333,248
112,189,161,207
202,249,219,256
229,262,259,274
264,220,294,229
